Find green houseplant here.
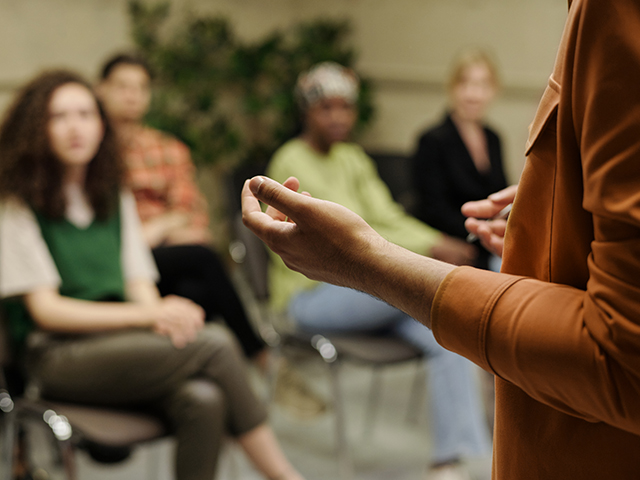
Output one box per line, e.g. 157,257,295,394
128,1,375,168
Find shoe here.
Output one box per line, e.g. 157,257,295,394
427,464,472,480
273,360,327,420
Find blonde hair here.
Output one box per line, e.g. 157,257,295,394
447,49,500,91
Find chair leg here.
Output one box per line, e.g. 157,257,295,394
406,359,425,425
0,408,16,480
31,406,77,480
222,440,241,480
146,441,163,480
328,361,353,480
265,345,285,405
362,366,382,441
45,411,77,480
57,437,77,480
10,407,76,480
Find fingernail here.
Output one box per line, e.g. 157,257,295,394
250,176,265,195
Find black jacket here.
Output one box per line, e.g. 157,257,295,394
412,114,508,269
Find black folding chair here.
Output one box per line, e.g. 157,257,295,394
231,214,425,480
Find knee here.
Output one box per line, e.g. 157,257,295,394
176,379,227,424
198,324,244,358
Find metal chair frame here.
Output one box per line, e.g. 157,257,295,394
0,315,168,480
231,214,425,480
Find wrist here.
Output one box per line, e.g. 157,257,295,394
131,303,159,329
350,234,396,294
360,238,454,329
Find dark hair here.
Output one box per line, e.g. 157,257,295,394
100,52,153,81
0,70,122,220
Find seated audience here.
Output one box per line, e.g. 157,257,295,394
95,53,326,419
412,49,508,272
0,70,304,480
265,62,491,480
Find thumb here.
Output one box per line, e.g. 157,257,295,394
249,176,307,220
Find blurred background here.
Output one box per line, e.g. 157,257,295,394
0,0,566,200
0,2,569,479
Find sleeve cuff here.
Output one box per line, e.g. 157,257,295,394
431,266,522,372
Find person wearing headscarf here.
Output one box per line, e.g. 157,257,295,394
265,62,492,480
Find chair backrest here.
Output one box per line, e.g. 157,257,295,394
232,213,270,302
231,213,292,344
0,311,12,391
368,151,418,214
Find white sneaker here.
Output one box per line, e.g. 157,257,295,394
427,464,473,480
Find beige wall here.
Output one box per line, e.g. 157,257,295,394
0,0,569,184
285,0,567,182
0,0,130,110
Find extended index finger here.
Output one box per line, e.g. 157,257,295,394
246,176,307,221
241,177,303,242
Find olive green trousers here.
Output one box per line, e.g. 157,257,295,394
27,323,267,480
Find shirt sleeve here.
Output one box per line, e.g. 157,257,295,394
120,191,160,283
432,0,640,437
164,138,210,234
0,200,60,298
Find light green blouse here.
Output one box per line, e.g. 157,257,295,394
266,138,442,311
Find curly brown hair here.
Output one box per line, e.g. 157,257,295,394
0,70,122,220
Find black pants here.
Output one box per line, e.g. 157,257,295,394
153,244,265,359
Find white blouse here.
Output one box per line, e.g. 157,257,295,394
0,189,159,299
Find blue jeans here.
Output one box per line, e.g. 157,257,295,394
289,283,492,463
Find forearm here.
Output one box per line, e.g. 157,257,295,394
342,234,456,329
141,211,189,247
165,226,211,246
125,278,161,305
242,175,457,326
24,288,154,333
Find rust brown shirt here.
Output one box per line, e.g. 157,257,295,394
432,0,640,477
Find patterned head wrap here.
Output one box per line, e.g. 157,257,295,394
295,62,359,109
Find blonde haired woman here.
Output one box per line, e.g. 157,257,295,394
412,49,508,272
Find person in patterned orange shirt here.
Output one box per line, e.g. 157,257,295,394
96,53,268,365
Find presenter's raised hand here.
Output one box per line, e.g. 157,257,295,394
242,176,384,290
462,185,517,258
243,175,456,329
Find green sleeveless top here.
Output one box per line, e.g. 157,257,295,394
35,210,125,302
6,208,125,350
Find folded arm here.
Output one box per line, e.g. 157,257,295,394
23,279,205,349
